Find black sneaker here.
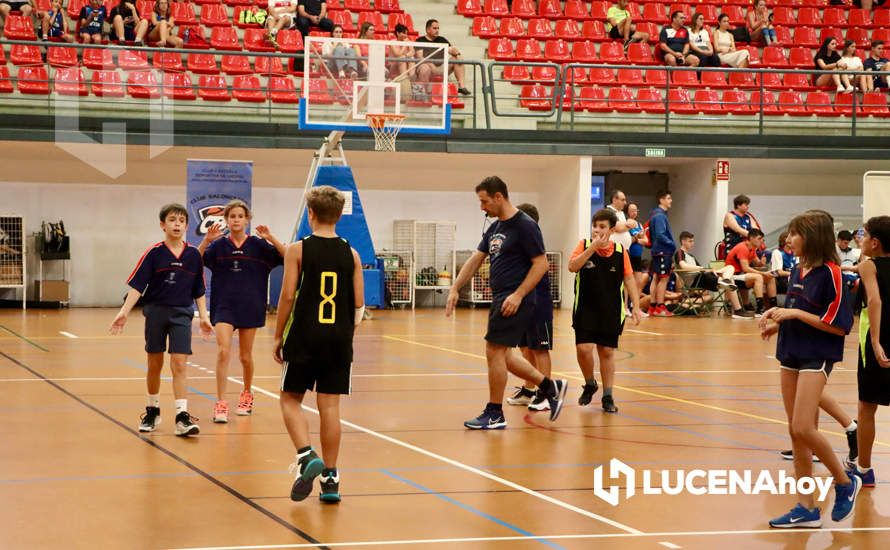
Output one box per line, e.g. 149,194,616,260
506,386,535,406
602,395,618,413
457,87,471,96
546,379,568,421
579,381,599,406
528,389,550,411
139,406,161,432
779,449,820,462
847,422,859,463
290,450,325,501
174,411,200,436
732,309,755,319
744,303,756,312
319,471,341,503
464,406,507,429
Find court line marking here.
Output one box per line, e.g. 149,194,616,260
170,526,890,549
625,328,664,336
59,331,78,339
223,375,644,536
385,336,890,448
659,543,682,549
0,324,49,351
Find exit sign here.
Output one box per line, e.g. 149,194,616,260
645,148,666,158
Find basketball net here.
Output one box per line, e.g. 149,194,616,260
366,113,407,152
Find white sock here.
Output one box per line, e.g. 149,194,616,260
175,399,187,415
147,394,160,408
297,447,313,460
845,420,857,432
857,464,872,474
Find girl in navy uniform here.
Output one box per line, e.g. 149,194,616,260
761,210,860,528
42,0,74,42
199,200,285,423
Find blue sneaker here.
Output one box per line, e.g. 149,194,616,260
769,503,822,528
831,475,862,522
845,464,876,489
464,406,507,430
546,379,568,422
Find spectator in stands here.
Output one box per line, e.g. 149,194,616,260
725,228,777,315
416,19,471,96
143,0,182,48
675,231,752,318
266,0,298,47
389,24,417,81
606,0,649,49
659,11,700,68
79,0,108,44
763,12,777,45
110,0,149,45
814,37,844,90
838,40,868,93
41,0,74,42
723,194,761,252
648,189,678,316
864,40,889,92
713,14,749,68
746,0,769,45
0,0,33,27
296,0,334,39
688,12,720,67
770,230,795,295
322,25,358,78
837,229,862,288
855,0,886,11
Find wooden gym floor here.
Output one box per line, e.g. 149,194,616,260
2,307,890,550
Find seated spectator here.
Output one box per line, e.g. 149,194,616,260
322,25,358,78
814,37,843,89
675,231,752,318
41,0,74,42
110,0,148,45
416,19,471,95
266,0,298,47
746,0,769,45
837,229,862,288
725,228,777,316
688,12,720,67
763,12,777,45
838,40,867,93
389,24,417,82
641,271,683,312
0,0,33,26
659,11,700,67
769,230,795,295
296,0,334,39
143,0,182,48
712,14,749,68
723,194,761,252
854,0,886,10
606,0,649,49
355,22,375,76
863,40,889,92
79,0,108,44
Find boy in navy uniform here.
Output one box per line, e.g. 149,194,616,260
447,176,567,429
274,186,364,504
110,203,212,436
648,189,677,316
569,209,642,413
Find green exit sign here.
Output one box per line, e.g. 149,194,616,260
645,148,666,158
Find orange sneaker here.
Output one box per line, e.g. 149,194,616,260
213,400,229,423
237,390,254,416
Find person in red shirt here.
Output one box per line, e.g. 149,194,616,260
725,228,777,315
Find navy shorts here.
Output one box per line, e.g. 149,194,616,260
114,25,136,41
486,295,535,348
280,360,351,395
780,359,834,378
650,255,673,278
519,319,553,351
143,304,194,355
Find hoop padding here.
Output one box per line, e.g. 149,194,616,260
366,113,407,152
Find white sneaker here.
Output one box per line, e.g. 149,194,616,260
837,85,846,93
845,85,855,93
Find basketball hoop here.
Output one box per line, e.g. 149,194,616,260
366,113,407,152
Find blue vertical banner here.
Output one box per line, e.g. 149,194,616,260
186,160,253,304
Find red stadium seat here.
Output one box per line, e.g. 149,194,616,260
750,90,779,114
722,5,745,26
589,1,609,21
722,89,752,114
67,0,85,20
171,2,197,24
10,45,43,66
198,75,231,100
519,84,553,110
47,47,78,68
641,4,667,24
488,38,515,60
636,22,659,43
728,71,756,88
671,69,700,87
862,92,890,117
609,86,641,112
581,20,606,41
759,71,783,89
701,70,728,88
118,49,149,70
277,30,304,52
499,17,524,38
771,7,796,27
564,0,590,20
668,3,692,19
376,0,401,13
599,41,625,63
645,67,667,86
510,0,535,18
473,16,499,38
356,11,384,30
200,3,231,27
328,10,355,32
874,9,890,28
269,76,300,103
555,19,582,41
742,45,761,65
627,42,655,64
17,66,50,95
538,0,562,18
761,46,789,68
91,70,125,97
484,0,510,17
456,0,482,16
872,29,890,44
53,66,88,96
193,0,222,5
188,53,219,74
305,78,334,104
162,72,196,100
221,54,253,75
835,92,863,115
210,26,242,50
503,64,532,83
560,86,583,111
847,8,872,28
154,51,185,72
127,70,160,98
788,47,813,69
805,91,838,116
255,55,286,75
617,67,643,85
528,18,554,40
588,67,616,85
434,82,466,109
819,27,841,46
796,8,820,27
0,67,11,94
572,40,598,63
580,85,609,111
822,8,846,27
846,28,870,49
232,75,265,102
698,4,718,25
531,65,558,82
694,89,723,114
3,14,36,40
516,38,544,60
793,26,819,49
783,71,813,90
636,87,665,113
668,88,696,113
545,39,571,62
774,26,792,46
244,28,275,52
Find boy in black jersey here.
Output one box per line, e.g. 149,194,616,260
569,209,642,413
274,186,364,504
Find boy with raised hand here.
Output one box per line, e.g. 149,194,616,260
569,209,642,413
274,186,364,504
110,203,212,437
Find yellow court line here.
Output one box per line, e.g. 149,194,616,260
385,334,889,448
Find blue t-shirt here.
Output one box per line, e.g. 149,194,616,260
776,263,852,364
203,236,283,328
659,26,689,54
48,10,65,37
128,242,205,307
79,5,107,33
648,206,676,257
628,225,643,257
477,211,546,298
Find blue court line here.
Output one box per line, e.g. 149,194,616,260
613,409,768,451
121,358,215,403
379,469,566,550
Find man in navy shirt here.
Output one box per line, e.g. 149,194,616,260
446,177,567,429
864,40,889,91
110,203,212,437
659,11,699,67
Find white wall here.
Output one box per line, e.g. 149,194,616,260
668,161,728,262
741,195,864,239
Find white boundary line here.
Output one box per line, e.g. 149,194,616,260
59,331,78,339
170,526,890,550
226,376,644,536
624,328,664,336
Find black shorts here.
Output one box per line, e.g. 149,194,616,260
691,272,719,292
143,304,194,355
280,360,351,395
776,276,789,295
630,255,643,272
0,0,30,9
519,319,553,350
858,339,890,406
114,25,136,41
650,255,673,278
609,26,623,39
780,359,834,378
486,295,535,348
575,326,623,349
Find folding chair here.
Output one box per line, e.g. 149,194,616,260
672,269,718,316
